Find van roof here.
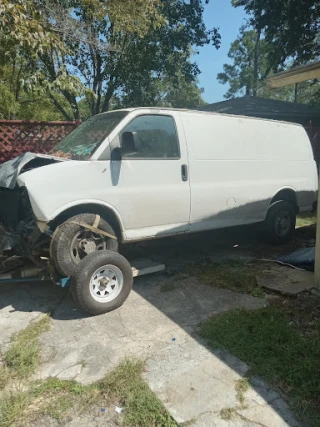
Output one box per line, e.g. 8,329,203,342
97,107,304,128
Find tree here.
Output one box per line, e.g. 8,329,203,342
0,0,168,120
232,0,320,67
115,73,206,109
217,29,320,102
35,0,220,119
0,0,65,64
0,63,72,120
217,30,271,98
1,1,219,121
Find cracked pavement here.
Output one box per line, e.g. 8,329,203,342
0,230,300,426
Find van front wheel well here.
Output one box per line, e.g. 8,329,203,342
50,204,123,241
270,189,299,213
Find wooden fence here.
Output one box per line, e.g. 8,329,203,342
0,120,80,163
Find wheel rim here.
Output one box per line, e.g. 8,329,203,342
275,210,291,237
89,264,123,303
70,230,107,264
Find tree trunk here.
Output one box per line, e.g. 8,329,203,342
253,6,262,97
102,81,116,112
294,83,299,103
253,29,261,97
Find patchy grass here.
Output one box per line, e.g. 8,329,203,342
220,407,235,420
180,418,197,426
3,316,51,380
96,359,176,427
191,260,265,297
0,366,11,390
235,378,250,406
0,360,176,427
296,212,317,228
199,302,320,427
160,282,176,293
0,391,30,427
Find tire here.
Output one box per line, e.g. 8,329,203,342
71,250,133,315
51,213,119,277
263,200,296,244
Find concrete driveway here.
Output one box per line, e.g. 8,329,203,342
0,228,300,426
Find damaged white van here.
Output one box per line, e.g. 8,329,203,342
0,108,317,308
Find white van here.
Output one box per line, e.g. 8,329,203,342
0,107,317,282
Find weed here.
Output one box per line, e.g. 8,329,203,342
235,378,250,405
220,407,235,420
4,316,50,379
296,213,317,228
180,418,197,426
160,282,176,293
98,359,176,426
0,360,176,427
0,391,30,427
191,260,264,297
0,366,11,390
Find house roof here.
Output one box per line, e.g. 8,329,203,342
201,96,320,121
267,60,320,88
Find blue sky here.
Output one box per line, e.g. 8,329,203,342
195,1,247,103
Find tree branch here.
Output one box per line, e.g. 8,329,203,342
49,93,73,121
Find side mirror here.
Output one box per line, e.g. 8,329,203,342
121,132,139,155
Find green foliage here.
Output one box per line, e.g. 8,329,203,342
0,84,19,119
200,306,320,426
0,63,70,120
64,0,219,117
232,0,320,66
0,0,218,120
117,74,206,109
0,0,65,63
217,29,269,98
218,28,320,102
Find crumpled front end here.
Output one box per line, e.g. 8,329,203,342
0,186,37,253
0,152,66,253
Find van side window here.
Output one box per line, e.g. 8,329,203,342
121,115,180,159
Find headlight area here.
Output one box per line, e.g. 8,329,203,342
0,187,47,253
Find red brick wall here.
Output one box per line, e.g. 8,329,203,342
0,120,80,163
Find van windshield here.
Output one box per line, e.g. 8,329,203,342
51,111,128,160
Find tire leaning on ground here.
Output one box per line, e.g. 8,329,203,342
263,200,296,244
71,250,133,315
50,213,119,277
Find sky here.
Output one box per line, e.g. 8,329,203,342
195,1,247,104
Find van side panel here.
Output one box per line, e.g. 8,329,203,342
181,112,317,232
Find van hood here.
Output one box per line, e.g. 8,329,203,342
0,152,68,190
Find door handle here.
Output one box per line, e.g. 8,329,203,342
181,164,188,182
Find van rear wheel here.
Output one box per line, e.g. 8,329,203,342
263,201,296,244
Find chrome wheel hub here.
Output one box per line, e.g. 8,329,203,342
89,264,123,303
